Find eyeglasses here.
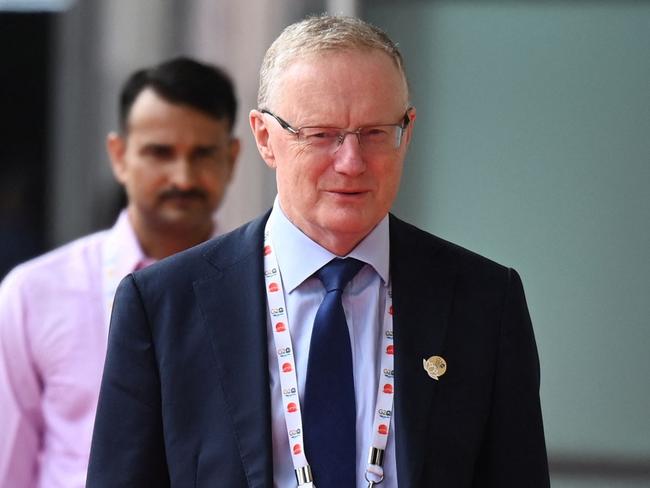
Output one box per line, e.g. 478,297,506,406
261,109,411,155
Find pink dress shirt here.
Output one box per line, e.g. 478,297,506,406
0,211,148,488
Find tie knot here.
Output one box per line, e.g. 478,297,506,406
316,258,364,293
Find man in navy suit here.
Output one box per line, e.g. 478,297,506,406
88,15,549,487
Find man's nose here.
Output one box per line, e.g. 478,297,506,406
169,157,195,189
332,132,365,175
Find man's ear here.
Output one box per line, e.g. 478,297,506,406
249,110,277,169
403,107,417,147
106,132,128,184
224,137,241,182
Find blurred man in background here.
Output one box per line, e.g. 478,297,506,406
0,56,240,487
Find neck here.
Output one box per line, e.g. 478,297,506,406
313,233,363,257
128,211,214,260
275,201,375,257
140,230,212,260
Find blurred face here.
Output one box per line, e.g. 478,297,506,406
250,49,415,255
108,88,238,235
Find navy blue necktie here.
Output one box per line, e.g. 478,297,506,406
304,258,364,488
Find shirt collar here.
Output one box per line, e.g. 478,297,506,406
103,210,149,276
268,197,390,293
104,209,221,274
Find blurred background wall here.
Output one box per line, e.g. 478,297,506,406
1,0,649,486
363,2,650,487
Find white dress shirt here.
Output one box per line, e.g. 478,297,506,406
266,199,397,487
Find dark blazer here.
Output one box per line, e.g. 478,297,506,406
87,212,549,487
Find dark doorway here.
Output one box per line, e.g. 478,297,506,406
0,12,51,278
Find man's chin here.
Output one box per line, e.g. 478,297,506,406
321,209,380,234
161,197,207,211
156,209,213,231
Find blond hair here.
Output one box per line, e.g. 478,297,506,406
257,15,408,109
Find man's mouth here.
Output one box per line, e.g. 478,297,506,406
327,189,367,195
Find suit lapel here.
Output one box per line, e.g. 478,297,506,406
390,216,457,488
193,213,273,487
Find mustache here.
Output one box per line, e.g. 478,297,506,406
158,188,208,202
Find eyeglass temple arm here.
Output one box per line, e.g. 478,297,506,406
402,108,412,128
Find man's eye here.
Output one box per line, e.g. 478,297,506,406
302,129,339,140
362,127,390,139
192,147,217,159
144,146,173,159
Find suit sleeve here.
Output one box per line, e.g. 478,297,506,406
473,268,550,487
86,274,170,487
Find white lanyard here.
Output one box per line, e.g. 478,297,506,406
263,223,395,487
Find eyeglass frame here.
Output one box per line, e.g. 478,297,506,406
260,108,413,152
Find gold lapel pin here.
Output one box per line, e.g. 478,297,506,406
423,356,447,380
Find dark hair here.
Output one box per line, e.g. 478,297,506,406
118,56,237,133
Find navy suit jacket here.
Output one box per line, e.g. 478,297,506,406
87,212,549,487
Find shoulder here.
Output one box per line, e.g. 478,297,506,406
132,211,270,287
0,229,107,299
0,230,107,356
389,214,512,285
